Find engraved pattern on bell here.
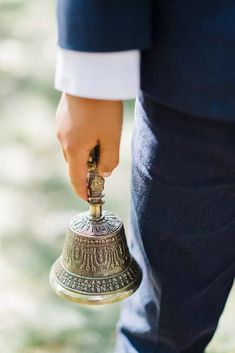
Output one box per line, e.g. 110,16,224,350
53,257,141,295
62,220,131,277
70,211,122,236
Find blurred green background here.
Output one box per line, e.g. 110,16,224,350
0,1,234,352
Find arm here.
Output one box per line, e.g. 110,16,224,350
55,1,151,200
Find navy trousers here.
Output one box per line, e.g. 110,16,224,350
114,92,235,353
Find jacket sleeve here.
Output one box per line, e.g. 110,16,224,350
57,0,151,52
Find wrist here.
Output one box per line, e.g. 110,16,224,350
65,92,122,103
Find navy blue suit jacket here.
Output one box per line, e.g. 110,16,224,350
58,0,235,122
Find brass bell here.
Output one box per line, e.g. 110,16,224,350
50,145,142,305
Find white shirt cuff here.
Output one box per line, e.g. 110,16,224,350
55,48,140,100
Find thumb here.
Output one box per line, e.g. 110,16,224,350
98,142,120,177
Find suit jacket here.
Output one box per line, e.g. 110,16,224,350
58,0,235,122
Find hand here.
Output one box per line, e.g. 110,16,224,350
56,93,123,201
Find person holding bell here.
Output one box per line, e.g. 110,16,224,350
54,1,235,352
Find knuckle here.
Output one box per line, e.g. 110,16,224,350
64,140,77,154
69,177,80,188
56,129,62,141
70,179,87,199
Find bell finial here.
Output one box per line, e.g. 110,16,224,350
87,145,104,219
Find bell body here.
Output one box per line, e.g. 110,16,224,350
50,210,142,305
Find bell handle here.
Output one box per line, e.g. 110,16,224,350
88,144,100,170
87,144,105,219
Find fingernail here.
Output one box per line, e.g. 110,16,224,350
102,172,112,178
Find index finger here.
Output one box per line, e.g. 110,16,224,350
67,149,90,201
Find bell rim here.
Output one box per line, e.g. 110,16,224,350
49,257,142,305
50,268,141,305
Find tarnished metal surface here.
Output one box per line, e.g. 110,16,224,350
50,146,142,305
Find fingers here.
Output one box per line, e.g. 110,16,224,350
98,141,120,177
67,148,91,201
60,147,68,162
61,141,119,200
55,95,123,200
